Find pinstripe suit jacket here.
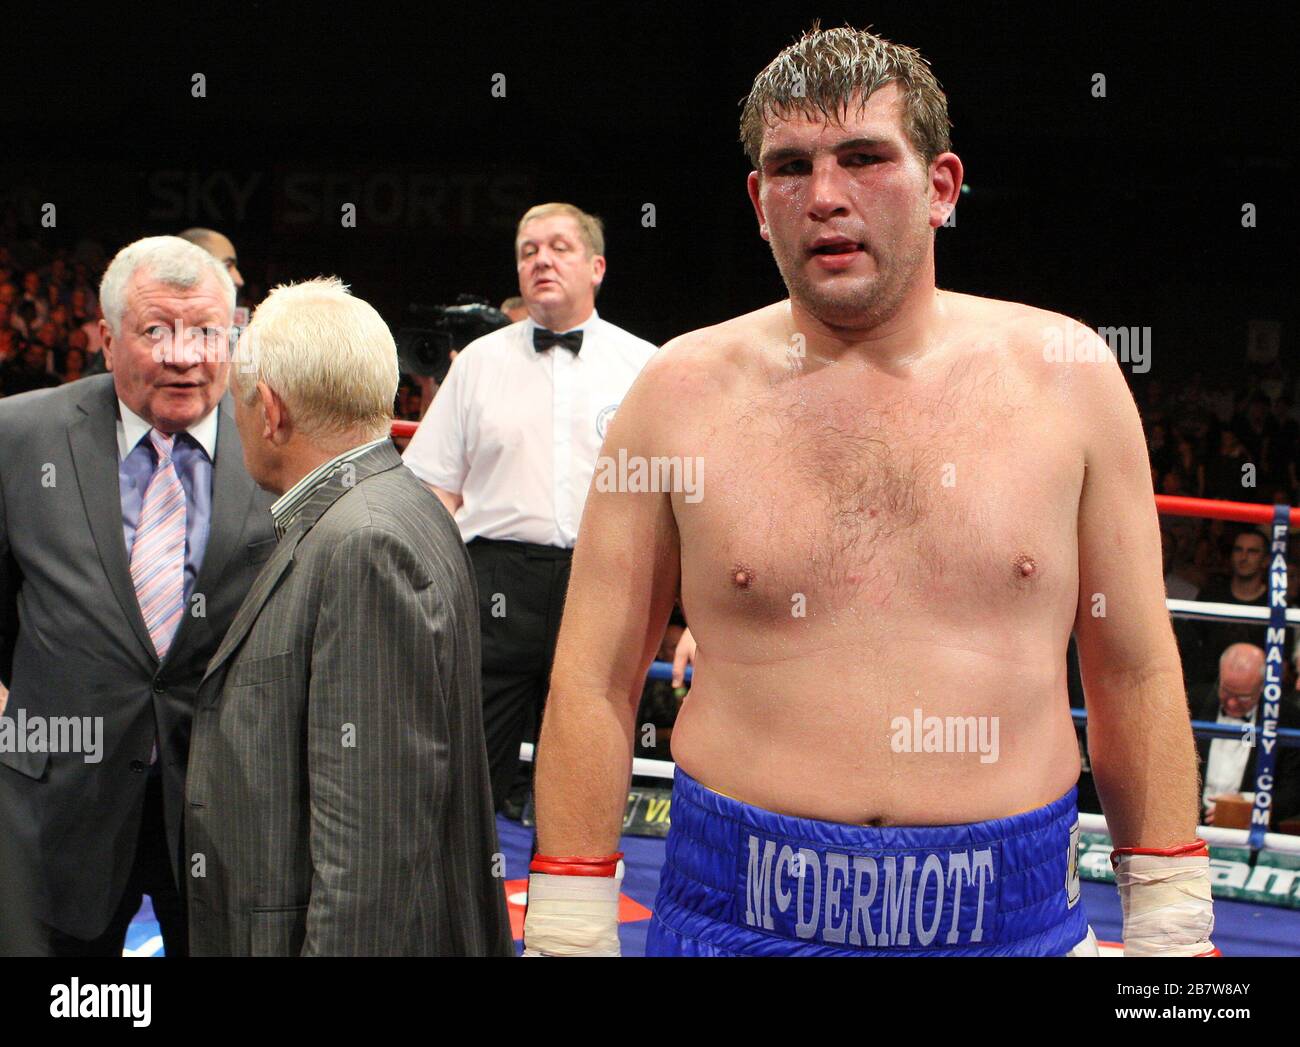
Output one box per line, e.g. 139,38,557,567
185,441,512,956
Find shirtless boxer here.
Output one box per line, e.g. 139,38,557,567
525,26,1215,956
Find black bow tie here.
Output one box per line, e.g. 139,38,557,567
533,328,583,354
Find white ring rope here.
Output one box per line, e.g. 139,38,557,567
1167,598,1300,626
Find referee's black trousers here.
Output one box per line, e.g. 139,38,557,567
467,537,572,812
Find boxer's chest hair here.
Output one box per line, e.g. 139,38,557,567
713,360,1030,606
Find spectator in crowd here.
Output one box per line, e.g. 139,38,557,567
178,228,245,292
1202,529,1269,606
1,340,59,396
500,295,528,322
60,347,86,384
12,299,38,339
79,301,105,363
1147,420,1174,479
1162,525,1199,600
46,257,70,295
1190,643,1300,828
1204,429,1254,502
1191,528,1270,685
17,271,48,327
34,320,61,363
69,286,93,327
1232,393,1271,468
1271,396,1299,491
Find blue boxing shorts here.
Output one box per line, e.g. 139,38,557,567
645,768,1090,956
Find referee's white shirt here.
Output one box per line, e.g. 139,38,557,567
402,310,658,548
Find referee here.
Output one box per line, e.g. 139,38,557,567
403,202,657,811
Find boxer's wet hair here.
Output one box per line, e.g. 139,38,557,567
740,23,952,170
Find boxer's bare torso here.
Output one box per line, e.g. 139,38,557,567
660,289,1086,825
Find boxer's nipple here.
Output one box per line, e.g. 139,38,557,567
1014,554,1038,579
731,565,754,590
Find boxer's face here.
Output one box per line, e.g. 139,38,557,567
748,84,956,331
516,216,605,326
102,268,231,433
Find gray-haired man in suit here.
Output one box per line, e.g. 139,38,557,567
185,278,511,956
0,236,277,956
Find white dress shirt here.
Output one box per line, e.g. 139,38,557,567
1202,705,1257,813
402,310,657,548
116,398,219,463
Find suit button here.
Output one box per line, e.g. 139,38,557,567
130,760,146,773
153,678,166,693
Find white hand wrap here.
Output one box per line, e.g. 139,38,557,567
522,861,624,956
1114,852,1217,957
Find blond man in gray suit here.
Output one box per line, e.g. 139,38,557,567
185,278,511,956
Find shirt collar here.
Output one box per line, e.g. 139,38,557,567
269,437,389,539
525,308,599,339
116,397,219,462
1215,704,1259,724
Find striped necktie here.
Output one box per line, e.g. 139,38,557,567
130,429,187,660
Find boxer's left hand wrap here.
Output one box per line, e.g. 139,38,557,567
1111,840,1220,957
522,853,624,956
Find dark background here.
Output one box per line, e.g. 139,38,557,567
1,1,1294,377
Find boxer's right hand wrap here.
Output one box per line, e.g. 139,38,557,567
1111,840,1219,957
522,853,624,956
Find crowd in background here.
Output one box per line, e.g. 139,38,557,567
1139,365,1300,605
0,241,107,395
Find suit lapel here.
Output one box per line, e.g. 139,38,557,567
202,527,302,687
67,377,158,663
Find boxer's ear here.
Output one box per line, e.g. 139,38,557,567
746,171,770,242
928,152,963,230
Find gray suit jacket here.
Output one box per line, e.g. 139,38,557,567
185,442,512,956
0,374,276,941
